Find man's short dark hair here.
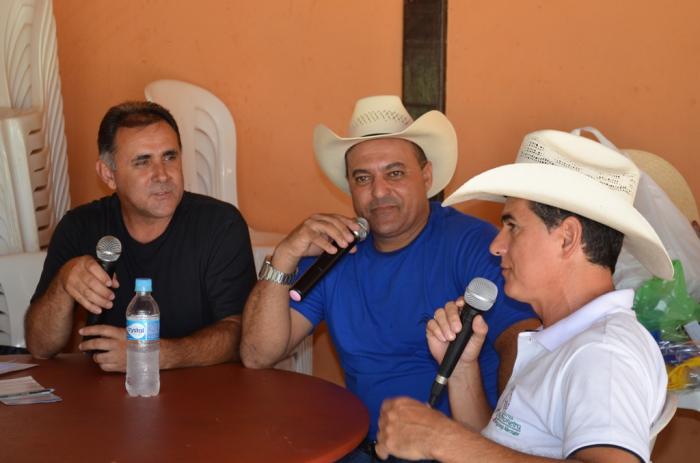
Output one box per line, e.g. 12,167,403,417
344,138,428,177
528,201,624,273
97,101,181,169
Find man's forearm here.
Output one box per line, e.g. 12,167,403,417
448,361,493,430
431,427,555,463
432,427,634,463
159,315,242,370
24,277,76,359
240,281,297,368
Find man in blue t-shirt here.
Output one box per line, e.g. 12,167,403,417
241,96,538,460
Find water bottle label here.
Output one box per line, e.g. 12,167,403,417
126,317,160,341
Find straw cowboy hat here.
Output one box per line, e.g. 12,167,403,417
313,95,457,198
622,149,699,223
443,129,673,280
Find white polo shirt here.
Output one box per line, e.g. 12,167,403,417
481,290,667,462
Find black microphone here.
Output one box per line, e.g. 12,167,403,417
427,277,498,407
85,235,122,328
289,218,369,302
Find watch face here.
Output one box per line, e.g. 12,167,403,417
258,261,274,279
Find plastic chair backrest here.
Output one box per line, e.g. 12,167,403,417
0,108,51,252
0,251,46,347
0,0,71,238
649,392,678,452
144,79,238,207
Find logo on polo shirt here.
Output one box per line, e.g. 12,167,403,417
492,388,522,437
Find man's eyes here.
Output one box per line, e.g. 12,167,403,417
132,153,177,166
353,170,405,184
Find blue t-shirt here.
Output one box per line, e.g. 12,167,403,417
291,202,535,439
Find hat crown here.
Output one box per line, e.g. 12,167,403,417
347,95,414,137
516,130,639,204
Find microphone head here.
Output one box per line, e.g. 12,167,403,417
96,235,122,263
464,278,498,312
354,217,370,242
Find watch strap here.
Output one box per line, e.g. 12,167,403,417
258,258,297,285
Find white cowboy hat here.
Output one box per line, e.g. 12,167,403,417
443,130,673,280
313,95,457,198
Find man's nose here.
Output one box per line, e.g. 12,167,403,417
371,176,390,198
151,161,169,181
489,229,507,257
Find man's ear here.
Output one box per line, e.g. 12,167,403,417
422,160,433,193
96,159,117,190
559,216,583,258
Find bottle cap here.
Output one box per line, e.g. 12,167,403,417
134,278,152,292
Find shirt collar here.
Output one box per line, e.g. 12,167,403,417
532,289,635,351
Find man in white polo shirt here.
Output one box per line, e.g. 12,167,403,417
375,130,673,463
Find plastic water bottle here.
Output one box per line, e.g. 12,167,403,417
125,278,160,397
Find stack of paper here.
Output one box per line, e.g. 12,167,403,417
0,375,61,405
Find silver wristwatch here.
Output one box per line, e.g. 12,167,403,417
258,258,297,285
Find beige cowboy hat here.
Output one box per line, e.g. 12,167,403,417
313,95,457,198
622,149,699,223
443,130,673,280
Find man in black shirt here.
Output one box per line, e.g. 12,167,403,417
25,101,256,372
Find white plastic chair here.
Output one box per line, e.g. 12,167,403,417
145,79,238,207
0,0,71,252
0,108,51,253
649,392,678,456
144,79,311,375
0,251,46,348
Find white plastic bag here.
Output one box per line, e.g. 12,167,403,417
570,127,700,299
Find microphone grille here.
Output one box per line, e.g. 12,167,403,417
96,235,122,262
464,277,498,312
354,217,370,241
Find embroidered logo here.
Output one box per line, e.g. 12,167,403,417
491,387,522,436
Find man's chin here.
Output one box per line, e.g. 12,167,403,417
368,206,400,224
503,281,525,303
366,220,404,240
144,201,179,219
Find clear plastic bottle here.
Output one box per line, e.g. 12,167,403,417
125,278,160,397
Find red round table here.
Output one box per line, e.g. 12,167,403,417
0,354,368,462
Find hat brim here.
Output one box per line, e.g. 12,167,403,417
443,163,673,280
313,111,457,198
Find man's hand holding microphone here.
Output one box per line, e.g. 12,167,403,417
74,236,127,372
269,214,368,298
375,279,496,462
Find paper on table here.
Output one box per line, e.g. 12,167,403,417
0,362,38,376
2,390,61,405
0,375,61,405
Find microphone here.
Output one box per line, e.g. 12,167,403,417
427,277,498,407
85,235,122,328
289,218,369,302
